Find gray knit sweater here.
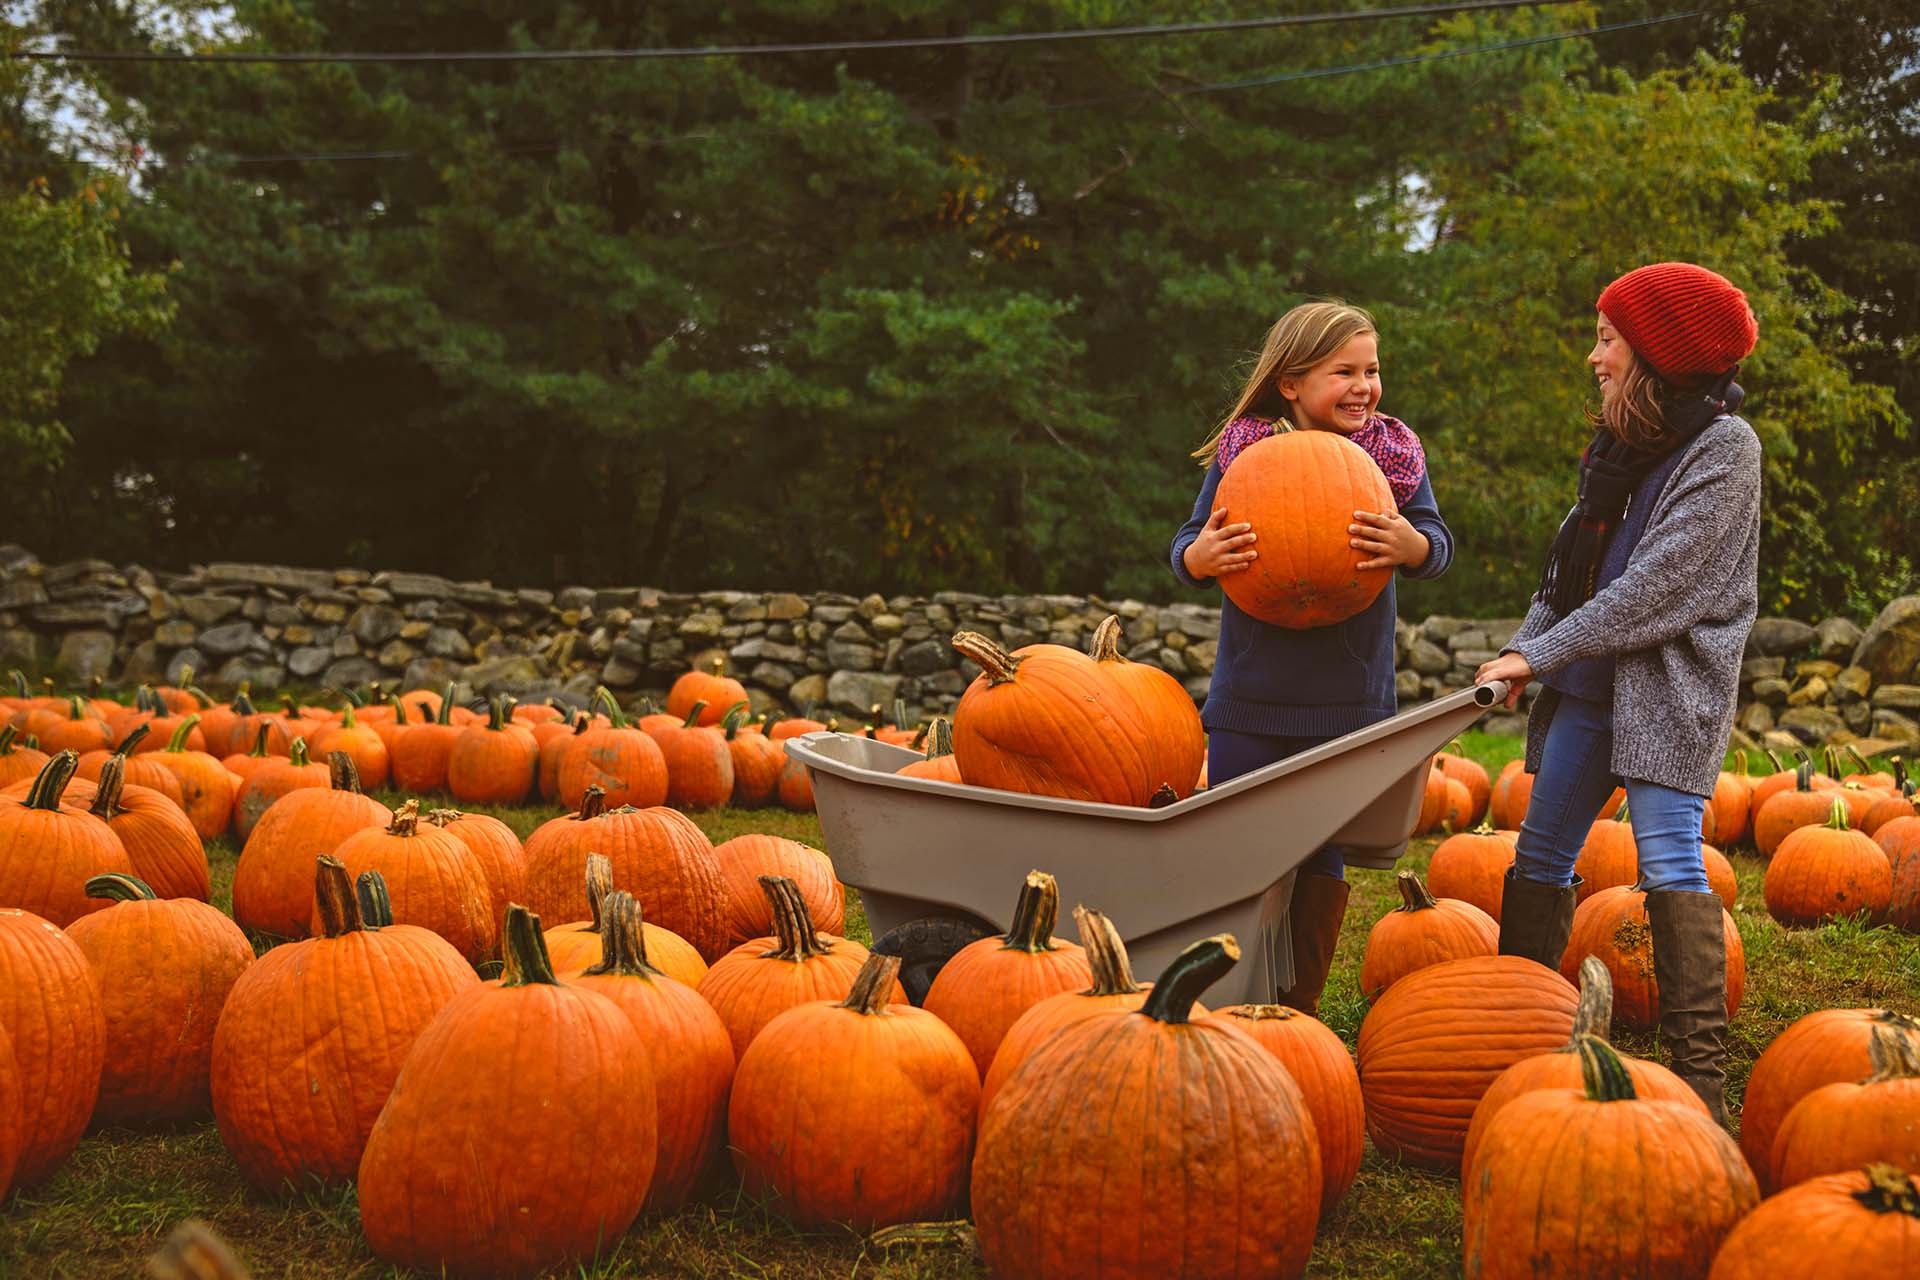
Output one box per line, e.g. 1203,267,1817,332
1505,414,1762,797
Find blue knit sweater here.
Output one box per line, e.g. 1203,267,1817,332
1170,460,1454,737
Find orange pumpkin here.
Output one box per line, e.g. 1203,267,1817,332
1360,869,1498,1000
1435,749,1492,827
212,859,478,1190
1864,785,1917,838
554,688,669,811
1711,764,1755,847
1874,815,1920,930
713,834,844,943
1213,428,1395,628
1573,800,1638,902
1739,1008,1920,1192
231,751,390,941
0,751,135,927
320,800,496,965
445,696,538,805
1560,884,1744,1031
1086,615,1205,797
390,686,461,795
308,703,389,791
1707,1164,1920,1277
897,716,963,783
541,853,708,989
65,873,253,1124
420,807,527,942
0,725,49,789
1425,822,1516,922
230,736,330,843
1489,760,1534,830
776,750,817,811
1770,1026,1920,1192
667,659,747,727
721,707,785,807
86,755,209,901
0,906,106,1186
659,704,736,811
145,715,237,839
1765,798,1893,926
1213,1002,1365,1214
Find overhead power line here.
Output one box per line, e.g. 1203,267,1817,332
10,0,1595,65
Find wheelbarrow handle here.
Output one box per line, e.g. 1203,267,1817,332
1471,680,1510,708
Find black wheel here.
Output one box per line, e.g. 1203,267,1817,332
871,914,996,1005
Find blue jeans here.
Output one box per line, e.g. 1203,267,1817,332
1207,728,1345,880
1513,692,1711,893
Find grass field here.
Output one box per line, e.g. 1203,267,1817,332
4,735,1918,1278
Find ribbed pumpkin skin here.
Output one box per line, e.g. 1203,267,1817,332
978,985,1161,1120
1215,1005,1365,1214
924,936,1092,1079
1359,874,1497,1001
662,725,736,811
698,934,903,1061
1213,430,1395,629
950,636,1158,806
1764,820,1892,926
1433,753,1492,826
713,835,844,943
445,717,538,805
776,752,816,811
1875,816,1920,929
1707,1167,1920,1279
1357,955,1579,1170
668,666,746,726
1489,762,1534,831
730,961,978,1230
1463,1050,1705,1178
1425,828,1516,922
1463,1075,1757,1277
555,725,669,811
1865,792,1918,837
1739,1008,1920,1191
1559,886,1745,1031
231,786,390,940
1770,1058,1920,1191
0,1023,23,1198
523,801,730,960
211,908,477,1190
547,920,707,987
1712,771,1753,846
356,955,655,1277
1087,617,1206,798
1756,782,1849,858
231,750,330,842
88,762,209,901
0,909,106,1185
724,727,785,807
321,813,497,965
148,743,237,840
65,888,254,1124
0,758,134,926
974,998,1322,1278
423,809,527,940
309,718,388,792
391,721,460,794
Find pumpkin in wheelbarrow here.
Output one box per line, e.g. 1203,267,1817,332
1213,429,1396,629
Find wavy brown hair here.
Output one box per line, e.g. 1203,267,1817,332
1193,300,1377,467
1589,348,1716,451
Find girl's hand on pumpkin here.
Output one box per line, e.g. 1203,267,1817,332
1185,507,1257,577
1349,510,1428,571
1475,652,1533,708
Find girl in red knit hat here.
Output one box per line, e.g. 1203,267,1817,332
1475,262,1760,1124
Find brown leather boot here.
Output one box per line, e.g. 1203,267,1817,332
1646,888,1729,1125
1496,871,1580,971
1275,873,1350,1017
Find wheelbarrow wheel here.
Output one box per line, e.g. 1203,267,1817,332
871,915,996,1006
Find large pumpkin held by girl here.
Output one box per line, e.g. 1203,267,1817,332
1212,429,1396,629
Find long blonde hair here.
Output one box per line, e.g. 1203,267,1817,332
1193,300,1378,466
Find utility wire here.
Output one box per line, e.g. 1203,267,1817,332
9,0,1594,65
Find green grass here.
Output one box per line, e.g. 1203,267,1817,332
6,744,1919,1278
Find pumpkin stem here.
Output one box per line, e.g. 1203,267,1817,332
22,749,80,811
577,785,607,822
85,872,157,902
723,706,746,740
313,856,366,937
582,853,615,933
1825,796,1854,831
89,754,128,821
839,952,903,1016
950,630,1021,684
1577,1034,1638,1102
1148,782,1179,808
245,723,271,758
113,721,151,756
0,725,16,755
1855,1164,1920,1218
485,696,509,732
1139,935,1239,1025
1002,871,1064,953
582,890,663,979
921,717,954,761
757,875,834,961
1612,797,1630,823
165,714,202,753
1395,870,1441,912
1074,906,1141,996
1795,758,1814,793
327,749,363,793
1217,1003,1303,1024
719,699,750,729
499,904,560,986
288,737,311,768
709,657,725,676
1864,1025,1920,1082
1087,614,1126,662
594,686,628,729
387,798,421,836
1568,956,1616,1044
681,700,707,729
1471,816,1497,836
435,685,455,726
356,871,395,928
6,669,24,698
386,694,408,725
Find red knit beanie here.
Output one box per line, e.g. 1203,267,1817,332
1597,262,1757,380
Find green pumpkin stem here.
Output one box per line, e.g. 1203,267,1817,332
758,875,834,961
164,714,202,754
681,700,707,729
89,754,128,820
1002,870,1063,953
839,952,903,1015
386,694,408,725
23,750,81,811
435,685,455,725
1796,759,1814,793
84,872,157,902
64,694,87,722
113,721,152,756
326,749,363,793
486,696,509,731
231,691,257,717
582,890,663,979
594,686,628,729
1612,797,1630,823
288,737,311,768
1577,1033,1639,1102
186,684,213,709
246,723,272,758
950,630,1021,684
1855,1164,1920,1217
6,669,25,698
719,699,750,729
1139,935,1239,1025
1074,906,1141,996
1826,796,1854,831
1389,867,1441,911
499,904,560,987
1568,956,1615,1044
355,871,395,928
313,856,366,937
0,725,17,755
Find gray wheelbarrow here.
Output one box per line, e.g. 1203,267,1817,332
783,681,1509,1006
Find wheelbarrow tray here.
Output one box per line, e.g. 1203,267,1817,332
785,681,1507,1005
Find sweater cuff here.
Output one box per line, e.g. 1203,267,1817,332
1512,618,1594,679
1170,538,1212,590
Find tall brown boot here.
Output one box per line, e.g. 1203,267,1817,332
1646,888,1729,1125
1275,874,1350,1018
1496,871,1580,970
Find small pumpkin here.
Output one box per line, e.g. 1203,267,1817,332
0,750,135,926
897,716,963,783
231,751,390,941
554,687,669,811
445,696,538,805
309,702,389,791
87,755,209,901
659,702,737,811
776,750,817,812
721,706,785,807
667,658,747,727
1359,869,1498,1000
1873,814,1920,930
0,724,49,789
1706,1164,1920,1279
1424,821,1516,922
420,807,527,943
1434,748,1492,827
1764,797,1894,927
1739,1007,1920,1192
145,715,237,840
320,800,496,966
1573,799,1638,903
390,684,461,795
230,736,331,843
713,834,844,943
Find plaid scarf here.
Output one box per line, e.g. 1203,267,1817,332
1216,413,1426,506
1536,372,1744,613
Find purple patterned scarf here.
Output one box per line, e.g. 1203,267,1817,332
1216,413,1426,506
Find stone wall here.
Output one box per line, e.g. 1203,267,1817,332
2,545,1915,753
